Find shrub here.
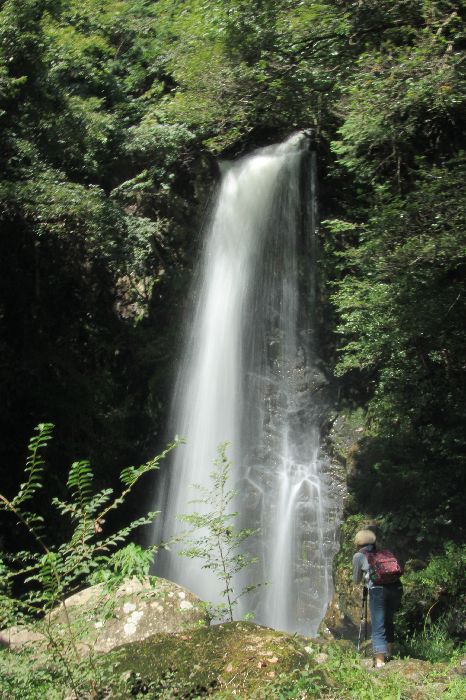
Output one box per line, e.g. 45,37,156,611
0,423,180,700
397,543,466,660
178,442,261,622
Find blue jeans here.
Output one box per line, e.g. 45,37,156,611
369,584,403,654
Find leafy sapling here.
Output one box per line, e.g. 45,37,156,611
178,442,261,622
0,423,181,700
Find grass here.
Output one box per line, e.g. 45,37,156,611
2,622,465,699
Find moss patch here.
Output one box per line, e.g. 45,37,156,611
110,621,314,698
109,627,466,699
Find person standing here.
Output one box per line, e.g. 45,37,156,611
352,529,403,668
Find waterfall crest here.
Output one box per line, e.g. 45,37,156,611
155,133,340,635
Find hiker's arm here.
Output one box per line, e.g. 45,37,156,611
352,552,364,584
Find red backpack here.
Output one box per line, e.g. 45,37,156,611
365,549,403,585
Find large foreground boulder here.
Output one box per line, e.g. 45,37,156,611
109,620,317,699
109,623,465,699
2,613,464,698
0,576,208,654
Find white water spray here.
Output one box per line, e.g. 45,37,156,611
155,134,340,635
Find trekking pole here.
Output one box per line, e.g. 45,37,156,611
364,586,368,642
357,586,368,652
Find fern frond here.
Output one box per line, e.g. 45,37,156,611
51,497,78,518
1,434,180,633
4,548,39,562
68,519,96,548
87,488,113,514
34,552,62,600
119,438,181,487
10,423,53,509
94,512,159,553
67,460,93,513
96,438,180,524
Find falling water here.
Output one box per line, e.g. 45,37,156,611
155,133,340,635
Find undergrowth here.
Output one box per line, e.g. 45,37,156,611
0,423,180,700
249,643,466,700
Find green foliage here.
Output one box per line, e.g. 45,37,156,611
401,619,464,664
89,542,156,588
333,8,466,185
146,1,352,150
18,423,53,494
252,643,409,699
0,424,180,699
251,663,323,699
0,0,206,522
124,666,219,700
179,443,260,622
0,647,63,700
251,640,466,699
329,160,466,542
324,5,466,605
397,543,466,648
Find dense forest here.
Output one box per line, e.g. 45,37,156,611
1,0,465,697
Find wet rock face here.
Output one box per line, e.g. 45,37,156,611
0,577,208,655
317,413,366,641
320,516,378,642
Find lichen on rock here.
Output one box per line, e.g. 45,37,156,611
1,577,209,656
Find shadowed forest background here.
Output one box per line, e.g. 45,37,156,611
1,0,465,653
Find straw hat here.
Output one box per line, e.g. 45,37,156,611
354,529,376,546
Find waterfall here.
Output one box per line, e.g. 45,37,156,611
155,133,340,636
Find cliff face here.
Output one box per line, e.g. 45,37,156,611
319,406,466,653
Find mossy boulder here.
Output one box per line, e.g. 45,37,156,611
109,621,319,698
109,624,466,700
